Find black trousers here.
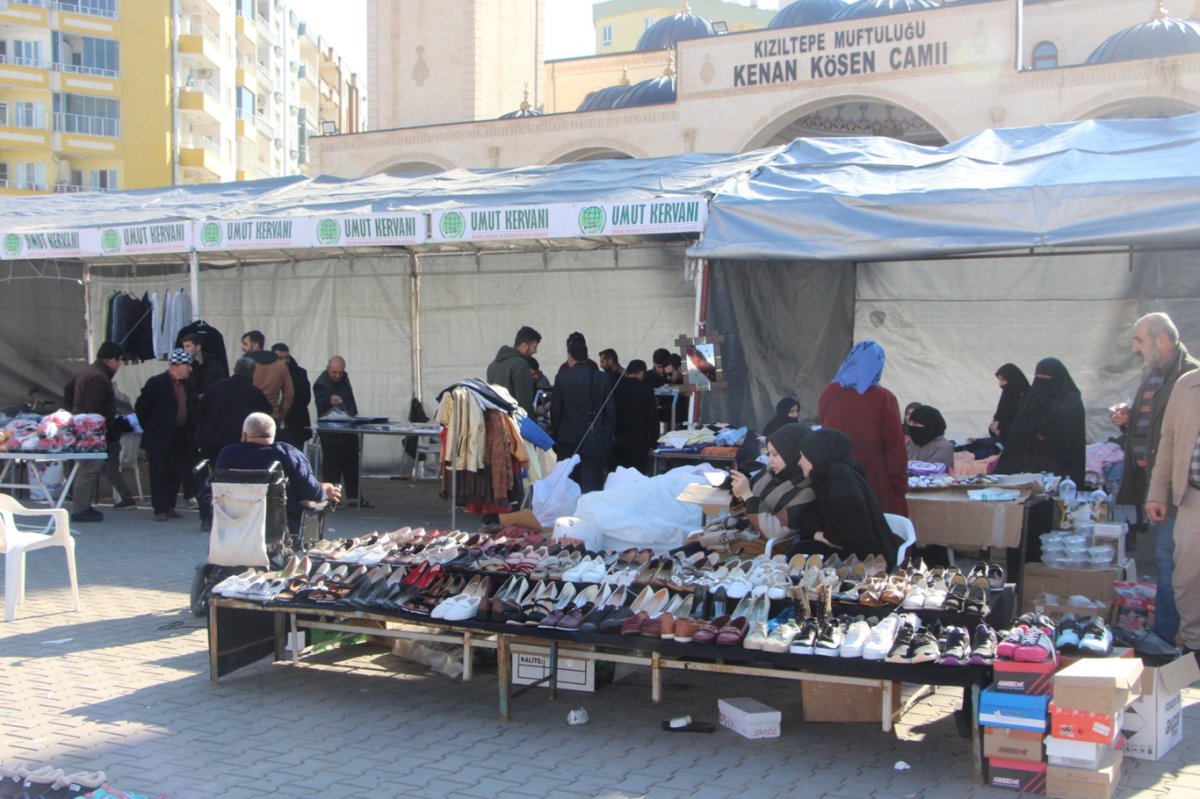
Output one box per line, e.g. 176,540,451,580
148,428,190,514
320,432,360,499
554,442,606,493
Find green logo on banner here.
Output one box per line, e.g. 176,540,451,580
100,229,120,254
439,211,465,240
201,222,222,248
579,206,606,235
3,233,21,257
316,218,340,246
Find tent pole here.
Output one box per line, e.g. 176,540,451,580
410,252,422,401
82,262,93,360
188,250,200,320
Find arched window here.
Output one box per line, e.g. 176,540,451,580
1032,41,1058,69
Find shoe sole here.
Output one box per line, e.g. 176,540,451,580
814,647,841,657
790,645,816,655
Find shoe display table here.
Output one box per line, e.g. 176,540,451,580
208,597,990,780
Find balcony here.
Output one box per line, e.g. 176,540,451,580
52,182,108,193
177,0,219,19
178,18,222,67
0,0,50,27
255,62,273,89
179,133,222,179
255,113,274,140
53,112,120,156
236,54,257,89
54,2,119,37
0,108,50,149
53,111,118,137
179,78,221,122
0,55,51,89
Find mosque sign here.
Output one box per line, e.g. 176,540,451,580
732,18,950,86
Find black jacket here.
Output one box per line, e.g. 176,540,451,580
284,360,312,438
134,371,195,454
551,363,614,446
613,377,657,451
314,370,357,417
195,374,272,457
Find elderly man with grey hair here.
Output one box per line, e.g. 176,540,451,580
1110,312,1199,644
215,412,341,535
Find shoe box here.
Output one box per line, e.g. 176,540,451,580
511,652,595,692
1048,704,1124,745
984,726,1045,763
1044,734,1123,770
993,655,1059,695
718,697,781,739
800,680,900,724
1019,563,1123,617
980,687,1049,732
905,485,1035,550
1120,653,1200,761
1091,523,1127,567
985,757,1047,794
1045,749,1123,799
1052,657,1143,715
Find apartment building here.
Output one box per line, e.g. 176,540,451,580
0,0,365,194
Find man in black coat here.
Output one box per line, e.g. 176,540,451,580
612,359,659,474
272,343,312,449
551,339,615,493
134,348,196,521
314,355,367,505
194,356,272,530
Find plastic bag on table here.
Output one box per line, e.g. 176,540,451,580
571,465,712,553
604,466,649,492
532,454,581,527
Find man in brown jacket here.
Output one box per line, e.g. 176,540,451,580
1147,367,1200,660
68,341,133,522
241,329,294,426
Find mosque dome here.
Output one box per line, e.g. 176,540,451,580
576,68,633,112
636,2,716,51
611,57,677,109
768,0,854,28
499,87,542,119
1086,3,1200,64
833,0,940,22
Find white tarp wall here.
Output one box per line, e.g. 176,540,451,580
856,249,1200,445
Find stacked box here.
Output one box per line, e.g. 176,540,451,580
981,686,1050,793
1121,655,1200,761
1044,657,1143,799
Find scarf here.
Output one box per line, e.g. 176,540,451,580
832,341,885,395
762,397,799,437
993,363,1030,440
746,423,813,514
907,405,946,447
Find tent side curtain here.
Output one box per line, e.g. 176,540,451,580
0,261,85,408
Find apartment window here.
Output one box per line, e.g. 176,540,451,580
15,162,46,191
602,25,613,47
0,162,8,188
56,0,118,18
52,92,120,137
11,40,44,67
89,169,117,190
79,36,119,75
4,101,45,128
236,0,254,17
236,86,256,119
1032,41,1058,70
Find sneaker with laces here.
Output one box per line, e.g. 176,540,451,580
863,614,902,661
885,622,917,663
762,620,802,653
790,618,820,655
814,618,845,657
1013,628,1056,663
938,627,971,666
967,624,999,665
840,618,872,658
906,629,941,664
1055,614,1082,653
1078,616,1113,656
996,626,1027,660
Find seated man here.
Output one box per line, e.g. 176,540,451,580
216,412,342,535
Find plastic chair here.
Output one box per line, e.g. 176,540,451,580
0,493,80,622
884,513,918,564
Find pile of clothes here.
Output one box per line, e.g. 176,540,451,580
0,411,107,453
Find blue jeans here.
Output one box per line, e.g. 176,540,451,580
1154,510,1180,644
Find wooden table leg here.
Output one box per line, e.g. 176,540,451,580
208,602,219,683
462,631,473,682
497,634,511,722
651,651,662,704
548,641,558,701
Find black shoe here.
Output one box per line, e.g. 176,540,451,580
71,508,104,523
114,497,137,509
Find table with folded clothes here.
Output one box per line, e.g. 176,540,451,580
651,425,749,475
0,410,110,512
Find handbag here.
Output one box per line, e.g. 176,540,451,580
576,371,614,464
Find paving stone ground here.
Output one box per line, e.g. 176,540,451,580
1,477,1197,798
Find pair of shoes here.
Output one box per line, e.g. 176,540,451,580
71,507,104,523
166,509,183,519
114,497,137,509
154,512,168,522
186,497,199,509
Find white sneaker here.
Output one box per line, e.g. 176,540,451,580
840,619,872,658
862,614,901,661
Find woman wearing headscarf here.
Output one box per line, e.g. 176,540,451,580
989,363,1030,443
905,405,954,469
761,396,800,437
729,423,820,544
818,341,909,515
996,358,1086,484
794,428,899,569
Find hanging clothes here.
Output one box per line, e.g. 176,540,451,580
174,320,229,375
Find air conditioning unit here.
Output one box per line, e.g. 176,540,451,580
273,45,283,57
273,91,283,102
197,69,213,79
273,137,283,148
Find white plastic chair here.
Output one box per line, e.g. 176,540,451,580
0,493,80,622
884,513,918,564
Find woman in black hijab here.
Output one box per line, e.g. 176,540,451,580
905,404,954,469
989,363,1030,442
762,396,800,437
794,428,899,569
995,358,1086,484
730,423,819,544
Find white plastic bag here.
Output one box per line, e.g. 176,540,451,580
571,465,710,553
28,462,65,501
604,466,649,491
532,454,581,527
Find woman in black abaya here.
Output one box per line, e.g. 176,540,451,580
995,358,1086,484
989,363,1030,443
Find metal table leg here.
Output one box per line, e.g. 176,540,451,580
498,634,511,722
651,652,662,704
548,640,558,701
462,631,473,681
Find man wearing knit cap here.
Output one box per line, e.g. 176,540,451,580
135,348,197,521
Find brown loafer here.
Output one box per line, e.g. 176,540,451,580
673,617,699,643
692,614,731,645
658,612,677,640
620,611,650,637
716,616,749,646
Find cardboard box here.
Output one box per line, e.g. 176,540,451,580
1122,654,1200,761
987,757,1047,794
994,656,1059,695
985,726,1046,763
1046,750,1122,799
1044,735,1121,770
1021,563,1120,616
1053,658,1143,715
800,680,899,723
718,697,781,739
906,487,1035,549
980,688,1050,731
1048,703,1123,745
1092,523,1127,567
510,652,595,692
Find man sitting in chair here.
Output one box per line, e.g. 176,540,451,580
216,412,342,535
